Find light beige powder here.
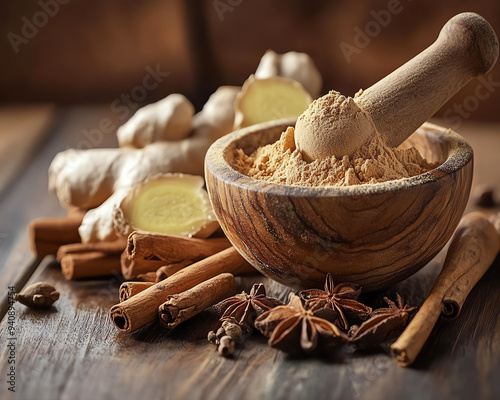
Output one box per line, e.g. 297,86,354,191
295,90,376,160
231,126,438,187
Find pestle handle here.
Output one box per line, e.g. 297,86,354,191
356,12,498,148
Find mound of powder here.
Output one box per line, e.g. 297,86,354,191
231,126,438,187
295,90,376,161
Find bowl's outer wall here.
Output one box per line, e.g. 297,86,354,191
205,121,473,291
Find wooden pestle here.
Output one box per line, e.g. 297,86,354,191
296,12,499,160
390,212,500,367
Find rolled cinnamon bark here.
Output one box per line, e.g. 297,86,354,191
121,251,185,280
110,247,255,333
29,216,83,258
391,212,500,367
155,261,194,282
159,273,236,329
126,231,231,262
57,237,127,262
60,252,121,280
119,282,154,302
135,272,157,282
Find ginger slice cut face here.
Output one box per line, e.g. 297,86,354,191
234,75,312,129
115,174,219,238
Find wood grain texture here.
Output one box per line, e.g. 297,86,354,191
205,120,473,291
1,253,499,400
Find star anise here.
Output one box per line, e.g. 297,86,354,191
349,293,417,350
254,294,348,354
213,283,283,329
299,273,372,331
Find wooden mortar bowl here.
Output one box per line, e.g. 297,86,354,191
205,119,473,291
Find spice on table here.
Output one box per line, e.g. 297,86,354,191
122,231,231,279
214,283,283,330
155,261,194,282
119,282,155,302
216,326,226,341
207,330,217,345
255,294,348,354
349,293,416,350
29,216,83,258
56,238,127,260
207,319,244,354
110,247,255,333
158,273,236,329
57,237,126,280
222,320,243,341
299,273,371,331
59,252,122,280
218,336,235,357
120,253,166,281
135,272,157,283
391,212,500,367
15,282,60,309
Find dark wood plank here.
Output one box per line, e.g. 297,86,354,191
1,251,498,400
1,118,499,400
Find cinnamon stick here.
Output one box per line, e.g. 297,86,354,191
159,273,236,329
391,212,500,367
155,261,194,282
29,216,83,258
119,282,154,302
110,247,255,333
60,252,121,280
126,231,231,263
121,252,193,281
57,237,127,262
120,252,162,280
135,272,157,283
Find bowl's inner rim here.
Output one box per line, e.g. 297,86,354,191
210,120,473,197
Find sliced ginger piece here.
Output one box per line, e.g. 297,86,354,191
234,75,312,129
113,174,219,238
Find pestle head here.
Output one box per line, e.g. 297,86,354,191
294,90,376,161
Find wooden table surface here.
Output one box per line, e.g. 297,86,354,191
0,105,499,400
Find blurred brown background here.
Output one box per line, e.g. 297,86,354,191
1,0,499,121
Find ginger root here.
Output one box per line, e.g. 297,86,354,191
255,50,323,98
50,86,239,242
117,94,195,148
234,75,312,129
48,50,323,243
113,174,219,238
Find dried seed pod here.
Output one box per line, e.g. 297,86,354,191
207,331,217,345
214,283,283,330
349,294,416,350
15,282,59,309
218,336,235,357
216,327,226,341
222,322,243,341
